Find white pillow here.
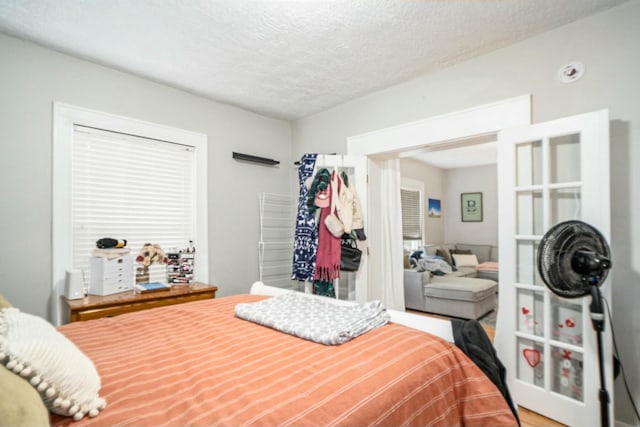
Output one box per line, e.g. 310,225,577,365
0,307,106,420
452,253,479,267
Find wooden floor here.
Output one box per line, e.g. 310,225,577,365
483,325,565,427
407,310,565,427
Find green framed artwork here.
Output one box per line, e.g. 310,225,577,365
461,192,483,222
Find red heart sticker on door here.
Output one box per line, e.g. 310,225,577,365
522,307,530,315
565,318,576,328
523,348,541,368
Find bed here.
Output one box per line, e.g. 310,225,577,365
4,284,517,427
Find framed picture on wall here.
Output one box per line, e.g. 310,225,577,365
428,198,441,218
461,192,483,222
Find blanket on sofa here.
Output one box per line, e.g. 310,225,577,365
235,292,389,345
415,256,453,274
476,261,499,272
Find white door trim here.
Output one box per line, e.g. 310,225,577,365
347,95,531,155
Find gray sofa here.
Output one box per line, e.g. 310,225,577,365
404,243,499,319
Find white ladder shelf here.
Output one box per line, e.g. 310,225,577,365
258,192,295,289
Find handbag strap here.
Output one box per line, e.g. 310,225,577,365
341,236,357,248
329,170,341,215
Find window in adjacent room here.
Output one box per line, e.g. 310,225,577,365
400,185,423,252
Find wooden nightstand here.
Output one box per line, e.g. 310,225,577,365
62,282,218,322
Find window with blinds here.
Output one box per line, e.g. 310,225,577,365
400,188,422,241
71,125,196,280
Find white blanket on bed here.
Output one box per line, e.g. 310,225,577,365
234,292,390,345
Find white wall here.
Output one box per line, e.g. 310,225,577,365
444,165,498,245
399,159,444,244
291,2,640,424
0,33,293,319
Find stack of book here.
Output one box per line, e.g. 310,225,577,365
134,282,171,294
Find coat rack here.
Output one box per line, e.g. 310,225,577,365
232,152,279,166
293,153,337,166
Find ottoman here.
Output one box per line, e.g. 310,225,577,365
423,276,497,320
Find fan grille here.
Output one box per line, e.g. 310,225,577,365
537,220,610,298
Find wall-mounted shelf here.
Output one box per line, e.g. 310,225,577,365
233,152,279,166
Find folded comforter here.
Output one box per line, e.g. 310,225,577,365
234,292,389,345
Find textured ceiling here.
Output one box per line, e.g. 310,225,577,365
0,0,628,122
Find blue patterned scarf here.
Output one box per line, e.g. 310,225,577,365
291,154,318,281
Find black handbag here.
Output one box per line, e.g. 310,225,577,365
340,237,362,272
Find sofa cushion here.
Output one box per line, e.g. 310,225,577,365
403,253,411,269
435,249,453,266
424,245,452,266
490,246,499,262
452,253,479,267
424,245,439,257
425,277,497,302
449,249,472,265
455,244,492,263
477,270,499,282
447,267,477,277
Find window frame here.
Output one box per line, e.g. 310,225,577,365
52,103,208,321
400,177,424,251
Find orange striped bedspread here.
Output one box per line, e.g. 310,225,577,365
52,294,516,427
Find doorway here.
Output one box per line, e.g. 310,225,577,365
346,95,531,306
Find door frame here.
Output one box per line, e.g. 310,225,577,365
347,95,532,156
345,94,532,305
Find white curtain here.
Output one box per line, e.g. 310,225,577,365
369,158,405,310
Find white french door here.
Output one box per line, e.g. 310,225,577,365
312,154,368,302
494,110,612,426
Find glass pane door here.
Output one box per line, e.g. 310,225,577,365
495,110,612,426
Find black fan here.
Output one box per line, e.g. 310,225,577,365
537,220,612,427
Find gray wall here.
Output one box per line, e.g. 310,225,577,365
291,2,640,424
444,165,498,246
400,161,498,246
0,33,293,318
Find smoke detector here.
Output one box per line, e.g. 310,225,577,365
557,61,585,83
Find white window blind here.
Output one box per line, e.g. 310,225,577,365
400,188,422,240
71,125,195,278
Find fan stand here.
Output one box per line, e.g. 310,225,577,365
589,285,610,427
538,220,613,427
